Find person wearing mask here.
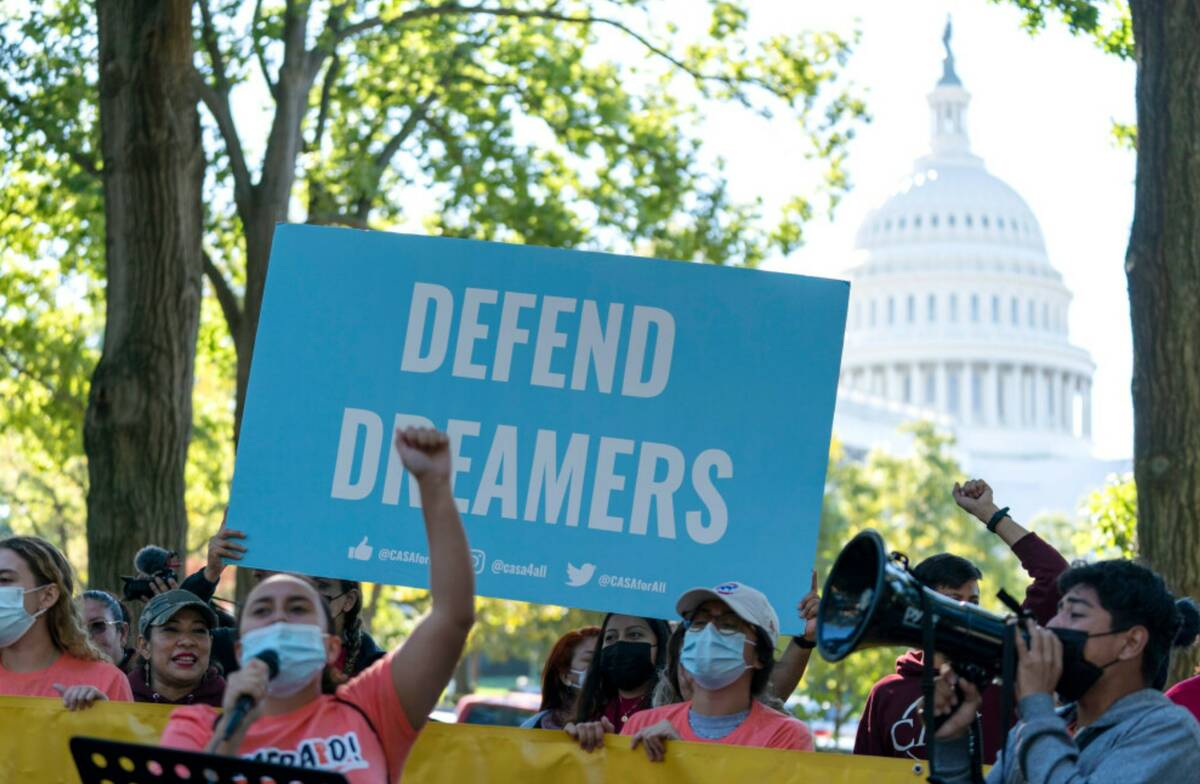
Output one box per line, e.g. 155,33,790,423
0,536,133,709
522,625,601,729
854,479,1068,763
931,559,1200,783
186,531,386,679
310,576,385,681
653,574,820,710
160,427,475,783
621,581,812,761
128,590,225,706
566,581,811,758
82,589,133,670
566,613,671,747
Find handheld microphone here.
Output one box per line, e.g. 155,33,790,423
222,650,280,741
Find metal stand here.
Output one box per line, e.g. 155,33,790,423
70,736,350,784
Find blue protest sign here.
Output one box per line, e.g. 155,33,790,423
227,225,847,633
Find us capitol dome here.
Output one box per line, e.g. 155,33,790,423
831,25,1124,514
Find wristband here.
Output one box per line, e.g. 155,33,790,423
793,636,817,650
986,506,1010,533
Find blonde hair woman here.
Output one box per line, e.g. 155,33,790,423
0,536,132,708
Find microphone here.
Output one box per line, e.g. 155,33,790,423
222,650,280,741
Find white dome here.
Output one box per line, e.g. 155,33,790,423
835,31,1095,459
856,162,1047,255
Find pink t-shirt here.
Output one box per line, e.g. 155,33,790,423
161,651,415,784
0,652,133,701
622,699,814,751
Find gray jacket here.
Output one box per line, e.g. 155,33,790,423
934,689,1200,783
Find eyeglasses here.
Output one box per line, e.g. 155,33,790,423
685,611,746,637
87,620,122,637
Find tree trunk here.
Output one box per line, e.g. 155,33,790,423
85,0,203,592
1127,0,1200,685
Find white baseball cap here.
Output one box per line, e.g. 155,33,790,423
675,581,780,647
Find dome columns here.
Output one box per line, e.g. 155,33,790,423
840,359,1092,440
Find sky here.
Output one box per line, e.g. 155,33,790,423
703,1,1137,459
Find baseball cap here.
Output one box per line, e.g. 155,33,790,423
676,581,781,647
138,589,218,638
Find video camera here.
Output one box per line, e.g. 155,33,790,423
120,545,179,602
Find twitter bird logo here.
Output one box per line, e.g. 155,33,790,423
565,562,596,588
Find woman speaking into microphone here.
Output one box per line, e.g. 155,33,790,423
160,427,476,783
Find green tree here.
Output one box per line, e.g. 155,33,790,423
1071,473,1137,560
996,0,1200,684
1,2,866,590
795,425,1036,747
365,585,597,698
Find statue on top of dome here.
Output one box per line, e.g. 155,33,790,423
939,16,961,86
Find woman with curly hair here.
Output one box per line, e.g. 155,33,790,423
0,536,132,709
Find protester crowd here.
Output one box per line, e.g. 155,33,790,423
2,428,1200,783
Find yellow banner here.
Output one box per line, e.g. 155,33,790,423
0,696,932,783
0,697,173,783
406,723,932,782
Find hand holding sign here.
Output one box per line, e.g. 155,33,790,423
394,426,452,483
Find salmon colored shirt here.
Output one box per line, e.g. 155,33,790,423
161,651,414,784
0,652,133,701
622,699,814,751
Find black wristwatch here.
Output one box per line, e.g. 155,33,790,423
986,506,1011,533
793,636,817,650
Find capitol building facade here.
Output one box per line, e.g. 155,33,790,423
831,34,1126,516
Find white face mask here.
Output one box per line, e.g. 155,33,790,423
563,668,587,690
0,585,50,648
239,622,328,697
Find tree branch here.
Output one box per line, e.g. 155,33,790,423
337,3,765,97
193,72,255,219
197,0,233,94
202,251,242,338
308,52,342,153
353,83,444,221
252,0,279,100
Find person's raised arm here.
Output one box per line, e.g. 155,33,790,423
388,427,476,729
953,479,1068,624
953,479,1029,548
769,570,819,700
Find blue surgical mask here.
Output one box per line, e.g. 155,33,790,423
680,625,751,690
239,622,328,697
0,585,49,648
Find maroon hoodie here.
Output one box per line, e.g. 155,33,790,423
852,532,1068,764
128,664,226,707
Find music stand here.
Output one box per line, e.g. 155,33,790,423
70,736,350,784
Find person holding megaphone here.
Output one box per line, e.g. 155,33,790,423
160,427,476,784
854,479,1069,764
930,559,1200,783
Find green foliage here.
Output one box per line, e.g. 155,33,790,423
275,0,866,265
1072,473,1137,559
791,424,1037,742
2,1,866,587
991,0,1132,59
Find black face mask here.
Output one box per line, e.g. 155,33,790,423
1052,627,1127,703
599,640,657,691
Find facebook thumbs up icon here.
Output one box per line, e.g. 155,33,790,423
348,536,374,561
